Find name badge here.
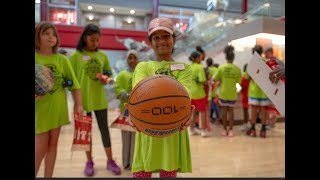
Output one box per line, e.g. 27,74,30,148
82,56,91,61
170,64,185,71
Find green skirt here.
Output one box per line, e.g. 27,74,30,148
131,129,192,173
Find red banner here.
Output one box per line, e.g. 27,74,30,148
110,112,135,132
71,113,92,151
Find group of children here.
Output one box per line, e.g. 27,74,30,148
35,22,121,178
36,17,196,178
187,44,283,139
35,16,283,178
188,45,242,137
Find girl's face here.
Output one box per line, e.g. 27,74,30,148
127,54,139,69
194,56,202,63
150,30,174,57
85,33,100,51
264,51,273,59
39,28,57,49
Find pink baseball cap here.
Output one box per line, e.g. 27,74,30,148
148,17,174,36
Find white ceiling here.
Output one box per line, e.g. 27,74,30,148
79,3,151,16
78,0,284,18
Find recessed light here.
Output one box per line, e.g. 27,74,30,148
110,8,115,12
57,13,63,19
88,6,93,10
130,10,135,14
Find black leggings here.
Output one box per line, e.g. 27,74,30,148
87,109,111,148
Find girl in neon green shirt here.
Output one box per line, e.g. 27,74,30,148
35,22,83,178
213,45,242,137
206,58,220,124
114,50,139,170
189,51,212,137
69,24,121,176
245,45,271,138
124,17,195,178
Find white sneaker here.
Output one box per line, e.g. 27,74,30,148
201,129,213,137
240,124,250,131
265,124,274,130
189,128,200,136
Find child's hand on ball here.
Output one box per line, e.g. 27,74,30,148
180,105,195,132
124,103,141,132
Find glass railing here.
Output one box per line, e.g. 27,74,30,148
171,0,283,58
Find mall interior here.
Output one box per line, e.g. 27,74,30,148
35,0,285,178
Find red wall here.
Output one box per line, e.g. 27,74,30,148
55,25,149,51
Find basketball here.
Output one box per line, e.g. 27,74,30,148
127,75,191,138
35,64,55,96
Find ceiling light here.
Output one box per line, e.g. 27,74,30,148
57,13,63,19
110,8,115,12
35,0,40,3
88,6,93,10
130,10,135,14
88,15,94,20
264,3,270,7
234,19,242,24
127,19,132,23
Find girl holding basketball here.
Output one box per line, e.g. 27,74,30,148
35,22,83,177
124,17,195,178
212,45,242,137
69,24,121,176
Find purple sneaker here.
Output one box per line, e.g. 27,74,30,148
84,160,94,176
107,159,121,175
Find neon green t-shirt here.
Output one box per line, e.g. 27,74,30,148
114,70,133,112
35,53,80,134
244,70,268,99
131,60,192,173
208,66,218,98
190,62,207,99
69,50,112,112
213,63,241,101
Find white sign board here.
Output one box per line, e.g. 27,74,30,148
247,53,285,115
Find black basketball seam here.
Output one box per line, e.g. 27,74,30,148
129,112,190,125
131,76,162,95
129,75,182,104
129,95,189,105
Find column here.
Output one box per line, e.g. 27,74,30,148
40,0,48,21
242,0,248,14
152,0,159,19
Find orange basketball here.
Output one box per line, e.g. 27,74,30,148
127,75,191,138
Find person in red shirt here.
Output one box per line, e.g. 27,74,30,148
240,63,251,131
264,48,285,129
